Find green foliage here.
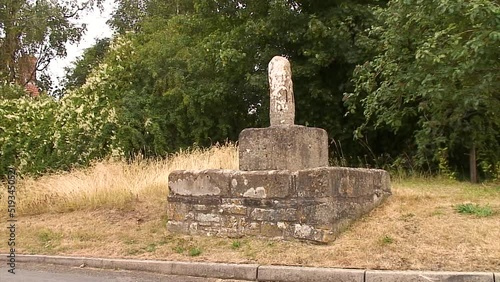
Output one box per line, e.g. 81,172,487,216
188,247,202,256
0,63,119,176
108,0,196,34
86,0,385,160
347,0,500,177
144,243,157,252
380,235,394,245
231,240,242,249
0,82,26,99
36,228,63,249
11,0,499,181
174,246,185,254
62,38,111,92
455,203,494,217
437,148,456,180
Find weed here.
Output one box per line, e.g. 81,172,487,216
173,246,185,254
189,247,202,256
145,243,156,252
455,203,494,217
231,240,242,249
381,235,394,245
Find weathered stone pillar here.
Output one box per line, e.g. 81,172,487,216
238,56,329,171
269,56,295,126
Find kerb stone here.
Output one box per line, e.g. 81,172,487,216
258,266,364,282
365,270,494,282
239,125,328,171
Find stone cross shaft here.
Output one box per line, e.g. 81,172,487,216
269,56,295,126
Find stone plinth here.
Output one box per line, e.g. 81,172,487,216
166,56,391,243
239,125,329,171
166,167,391,243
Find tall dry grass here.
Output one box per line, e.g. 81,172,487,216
0,143,238,215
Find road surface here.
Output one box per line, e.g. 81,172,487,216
0,263,247,282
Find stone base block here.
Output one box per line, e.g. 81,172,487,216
238,125,328,171
166,167,391,243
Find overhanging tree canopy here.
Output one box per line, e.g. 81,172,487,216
347,0,500,180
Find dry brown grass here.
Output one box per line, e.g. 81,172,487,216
0,143,238,215
1,144,499,271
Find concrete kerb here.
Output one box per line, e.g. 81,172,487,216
257,265,365,282
14,255,258,280
365,270,495,282
9,255,498,282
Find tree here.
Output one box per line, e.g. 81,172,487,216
96,0,386,160
108,0,148,34
108,0,196,34
347,0,500,181
62,37,111,91
0,0,102,91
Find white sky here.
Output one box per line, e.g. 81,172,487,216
48,0,116,86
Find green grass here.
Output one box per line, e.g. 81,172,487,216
231,240,242,249
144,243,157,252
380,235,394,245
36,228,63,249
455,203,494,217
173,246,185,254
188,247,202,256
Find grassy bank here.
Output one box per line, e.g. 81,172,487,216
0,144,238,215
0,144,499,271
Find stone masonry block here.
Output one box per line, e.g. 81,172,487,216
297,201,336,226
167,202,191,221
220,203,247,215
195,213,221,223
292,223,328,242
168,195,220,206
168,170,232,197
297,167,390,198
230,170,295,198
372,169,392,194
261,222,285,237
239,125,328,171
250,207,298,222
241,221,261,236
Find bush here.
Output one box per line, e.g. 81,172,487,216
0,66,119,177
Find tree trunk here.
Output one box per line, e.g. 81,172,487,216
469,144,477,183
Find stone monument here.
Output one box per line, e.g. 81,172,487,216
166,56,391,243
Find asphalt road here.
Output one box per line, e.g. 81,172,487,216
0,263,247,282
